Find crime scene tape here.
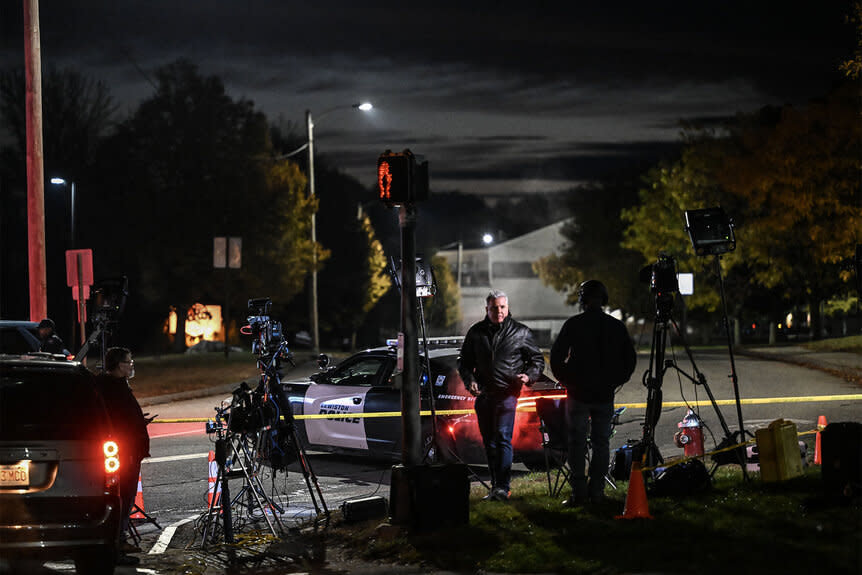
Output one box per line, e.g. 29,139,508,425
148,393,862,424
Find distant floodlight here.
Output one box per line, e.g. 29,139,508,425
50,177,66,185
357,102,373,111
482,233,494,245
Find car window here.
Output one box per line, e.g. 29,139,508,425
324,356,391,387
425,355,463,396
0,370,109,440
0,326,40,354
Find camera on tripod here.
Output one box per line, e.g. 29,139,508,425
640,253,678,320
246,297,284,358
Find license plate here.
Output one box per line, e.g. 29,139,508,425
0,462,29,487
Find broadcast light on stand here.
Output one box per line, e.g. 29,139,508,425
684,207,736,256
684,205,750,478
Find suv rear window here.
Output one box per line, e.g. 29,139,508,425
0,370,110,440
0,326,39,354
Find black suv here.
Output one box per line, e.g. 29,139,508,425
0,356,122,574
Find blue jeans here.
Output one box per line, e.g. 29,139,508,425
566,399,614,500
475,393,517,491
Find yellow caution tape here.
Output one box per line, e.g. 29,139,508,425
149,393,862,424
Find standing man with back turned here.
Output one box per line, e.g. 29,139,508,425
459,290,545,501
550,280,637,506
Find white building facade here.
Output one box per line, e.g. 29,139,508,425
437,219,577,346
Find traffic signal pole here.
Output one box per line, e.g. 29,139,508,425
399,205,421,466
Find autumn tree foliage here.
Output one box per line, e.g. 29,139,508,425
715,85,861,337
623,83,861,339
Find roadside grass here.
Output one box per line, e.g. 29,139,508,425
802,334,862,354
130,353,259,398
324,465,861,574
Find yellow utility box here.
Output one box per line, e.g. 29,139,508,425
756,419,803,482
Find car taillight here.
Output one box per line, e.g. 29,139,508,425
103,441,120,486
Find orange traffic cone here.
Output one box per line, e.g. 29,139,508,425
814,415,827,465
207,450,221,508
616,461,653,520
130,473,145,519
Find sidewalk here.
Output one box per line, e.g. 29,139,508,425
138,356,326,413
737,345,862,386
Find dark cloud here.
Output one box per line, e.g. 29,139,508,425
1,1,853,195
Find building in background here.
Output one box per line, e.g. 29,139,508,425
437,220,574,346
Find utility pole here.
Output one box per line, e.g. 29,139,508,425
24,0,47,321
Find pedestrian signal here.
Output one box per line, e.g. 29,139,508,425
377,149,429,205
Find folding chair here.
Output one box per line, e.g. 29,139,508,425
536,398,627,497
535,397,572,497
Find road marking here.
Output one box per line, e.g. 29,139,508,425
143,452,209,464
148,515,197,554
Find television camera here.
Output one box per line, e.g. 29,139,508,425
639,252,678,322
200,297,327,546
246,297,288,359
74,276,129,364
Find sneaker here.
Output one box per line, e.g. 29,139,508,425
116,554,141,566
491,487,510,501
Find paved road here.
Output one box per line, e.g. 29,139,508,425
17,347,861,575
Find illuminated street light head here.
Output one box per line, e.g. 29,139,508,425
356,102,373,111
50,177,66,185
482,233,494,245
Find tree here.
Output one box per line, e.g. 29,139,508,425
309,165,390,349
621,85,862,341
621,138,732,315
424,254,461,335
0,67,116,332
0,67,116,177
99,60,315,350
715,84,862,338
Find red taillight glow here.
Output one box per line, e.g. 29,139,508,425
516,393,567,412
103,441,120,474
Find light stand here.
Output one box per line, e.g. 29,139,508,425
685,207,751,477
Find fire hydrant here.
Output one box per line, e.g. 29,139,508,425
674,409,704,457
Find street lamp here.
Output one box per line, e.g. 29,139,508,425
482,233,494,245
306,102,372,354
50,177,76,248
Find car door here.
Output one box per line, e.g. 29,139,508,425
303,353,394,453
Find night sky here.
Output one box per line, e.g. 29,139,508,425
0,2,855,197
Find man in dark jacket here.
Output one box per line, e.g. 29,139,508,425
37,318,70,355
94,347,150,565
550,280,637,506
459,290,545,501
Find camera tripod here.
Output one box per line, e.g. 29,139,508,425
200,416,285,547
639,295,749,479
200,342,328,547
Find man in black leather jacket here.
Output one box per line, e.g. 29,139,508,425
459,290,544,501
550,280,636,506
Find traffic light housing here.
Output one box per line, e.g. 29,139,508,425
378,149,429,205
